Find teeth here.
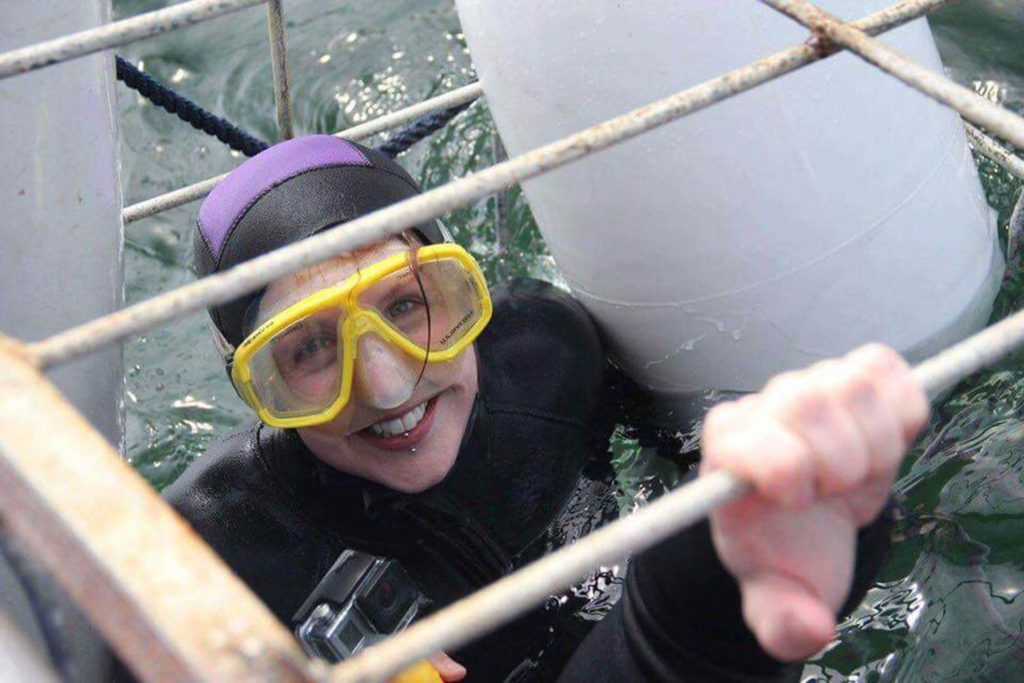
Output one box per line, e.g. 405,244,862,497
368,401,428,437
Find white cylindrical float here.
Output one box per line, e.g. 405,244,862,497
456,0,1002,409
0,1,123,678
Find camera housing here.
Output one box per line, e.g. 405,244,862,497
292,550,423,662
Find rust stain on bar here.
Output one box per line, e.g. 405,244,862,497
0,337,319,682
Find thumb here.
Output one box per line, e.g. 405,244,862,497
428,651,467,682
741,572,836,662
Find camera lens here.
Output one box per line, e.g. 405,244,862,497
375,578,397,610
357,561,419,632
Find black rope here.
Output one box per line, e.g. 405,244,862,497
115,54,478,159
115,55,270,157
376,98,476,158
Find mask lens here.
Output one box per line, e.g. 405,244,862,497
247,311,344,419
358,256,486,354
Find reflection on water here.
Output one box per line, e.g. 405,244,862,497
114,0,1024,679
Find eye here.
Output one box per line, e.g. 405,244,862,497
271,330,336,379
385,295,425,320
292,334,335,366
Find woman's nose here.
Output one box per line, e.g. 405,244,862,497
354,334,419,410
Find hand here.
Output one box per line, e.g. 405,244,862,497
388,652,465,683
700,344,928,661
428,651,467,682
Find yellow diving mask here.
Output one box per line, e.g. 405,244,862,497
228,243,492,429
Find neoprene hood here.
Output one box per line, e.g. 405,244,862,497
194,135,444,347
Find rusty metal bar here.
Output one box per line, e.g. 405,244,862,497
759,0,1024,149
965,123,1024,181
265,0,294,140
0,338,319,682
121,82,484,224
27,0,950,369
0,0,266,81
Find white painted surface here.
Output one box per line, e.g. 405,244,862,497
0,1,122,679
457,0,1002,397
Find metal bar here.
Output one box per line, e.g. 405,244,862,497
914,296,1024,399
330,292,1024,682
121,82,484,224
965,123,1024,180
27,0,948,368
0,338,318,683
759,0,1024,149
338,82,483,143
331,471,747,682
26,0,950,369
0,0,266,81
265,0,294,140
123,174,227,224
1007,188,1024,275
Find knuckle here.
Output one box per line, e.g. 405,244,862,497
761,458,795,498
853,343,909,378
762,441,811,496
840,372,880,407
868,445,903,478
703,402,739,439
763,371,801,397
702,428,739,467
818,361,879,416
830,449,870,491
855,342,898,365
787,389,832,424
810,359,842,378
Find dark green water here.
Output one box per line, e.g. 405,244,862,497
114,1,1024,679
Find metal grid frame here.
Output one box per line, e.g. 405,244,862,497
2,0,1024,681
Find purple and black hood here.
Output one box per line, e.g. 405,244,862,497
194,135,444,347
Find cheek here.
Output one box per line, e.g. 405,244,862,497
302,402,358,439
430,354,478,445
290,367,340,403
448,346,478,392
416,346,478,395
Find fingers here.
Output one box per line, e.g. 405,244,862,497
760,365,871,496
428,652,467,682
702,343,929,507
844,343,929,444
702,400,816,508
740,572,836,661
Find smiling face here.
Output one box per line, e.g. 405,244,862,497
256,236,479,493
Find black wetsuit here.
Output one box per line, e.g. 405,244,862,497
167,278,891,682
167,279,619,681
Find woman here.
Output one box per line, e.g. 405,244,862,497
167,134,927,681
170,134,614,681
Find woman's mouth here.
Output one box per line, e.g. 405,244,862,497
357,395,438,450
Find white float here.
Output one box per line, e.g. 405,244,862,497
1,0,122,678
456,0,1002,411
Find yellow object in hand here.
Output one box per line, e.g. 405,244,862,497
391,660,443,683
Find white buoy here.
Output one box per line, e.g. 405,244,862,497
0,0,123,678
456,0,1002,409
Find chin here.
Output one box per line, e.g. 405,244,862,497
379,455,455,493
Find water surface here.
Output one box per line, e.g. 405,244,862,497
113,1,1024,679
